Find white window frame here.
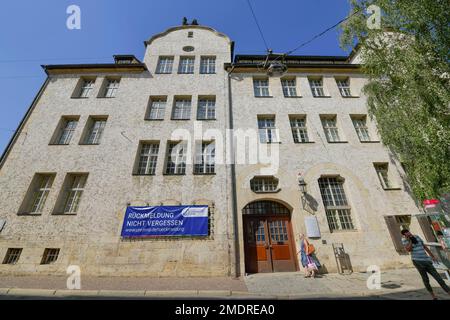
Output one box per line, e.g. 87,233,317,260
63,175,87,214
197,98,216,120
321,117,340,142
30,175,54,214
336,78,352,97
253,79,270,97
156,57,174,74
281,79,297,97
309,78,325,97
200,56,216,74
85,119,107,145
318,177,355,232
172,99,192,120
165,142,187,175
352,117,371,142
290,117,309,143
79,79,95,98
104,79,120,98
57,119,78,145
374,163,392,189
250,177,279,193
137,143,159,175
178,57,195,74
194,141,216,174
258,117,278,143
148,99,166,120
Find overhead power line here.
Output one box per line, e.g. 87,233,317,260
246,0,270,52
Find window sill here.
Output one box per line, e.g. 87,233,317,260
52,213,78,216
170,118,191,121
197,118,217,121
17,213,42,216
177,73,195,75
294,141,315,144
341,96,360,98
163,173,187,176
132,174,156,177
360,140,381,144
193,173,216,176
254,96,273,98
199,73,217,75
284,96,303,98
260,141,282,144
155,72,172,75
48,143,70,146
79,143,100,146
97,97,116,99
252,188,282,194
327,141,348,144
312,96,332,98
383,187,402,191
144,118,165,121
329,229,358,233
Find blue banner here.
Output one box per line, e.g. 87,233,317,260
121,206,209,238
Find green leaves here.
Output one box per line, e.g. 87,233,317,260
341,0,450,201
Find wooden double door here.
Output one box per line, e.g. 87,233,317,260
244,215,298,273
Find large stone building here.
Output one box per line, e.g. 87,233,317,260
0,23,424,277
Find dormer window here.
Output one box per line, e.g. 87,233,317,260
250,177,280,193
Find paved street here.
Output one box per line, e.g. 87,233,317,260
1,268,449,300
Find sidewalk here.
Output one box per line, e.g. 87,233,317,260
1,268,449,299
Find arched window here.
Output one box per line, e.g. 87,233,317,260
243,201,290,215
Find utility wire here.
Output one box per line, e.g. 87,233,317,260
246,0,270,52
269,8,363,64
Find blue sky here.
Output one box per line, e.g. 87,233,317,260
0,0,351,155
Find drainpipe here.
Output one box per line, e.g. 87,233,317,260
227,64,241,278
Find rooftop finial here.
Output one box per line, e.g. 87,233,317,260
191,19,199,26
182,17,188,25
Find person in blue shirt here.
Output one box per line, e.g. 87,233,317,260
401,229,450,300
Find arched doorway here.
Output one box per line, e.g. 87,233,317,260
243,200,298,273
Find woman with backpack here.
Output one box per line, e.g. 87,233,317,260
298,234,321,278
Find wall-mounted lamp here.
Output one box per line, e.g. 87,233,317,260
298,177,308,195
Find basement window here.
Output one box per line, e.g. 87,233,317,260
3,248,22,265
250,177,280,193
41,248,60,265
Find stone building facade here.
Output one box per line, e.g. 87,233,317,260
0,24,423,277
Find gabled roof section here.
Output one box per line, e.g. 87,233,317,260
144,25,233,47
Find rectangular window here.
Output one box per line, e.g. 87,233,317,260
165,142,187,175
61,174,88,214
200,56,216,74
79,79,95,98
55,118,78,145
321,116,340,142
385,215,411,254
319,177,355,232
258,116,278,143
374,163,392,189
253,79,270,97
172,98,192,120
194,141,216,174
156,57,174,74
104,79,120,98
352,116,371,142
250,177,279,193
84,118,107,145
30,174,54,214
336,78,352,97
3,248,22,265
147,97,166,120
41,248,60,265
178,57,195,74
309,78,325,97
281,78,297,97
290,116,309,143
197,98,216,120
136,142,159,175
19,173,56,215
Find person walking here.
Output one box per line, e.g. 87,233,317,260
401,229,450,300
298,234,321,278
